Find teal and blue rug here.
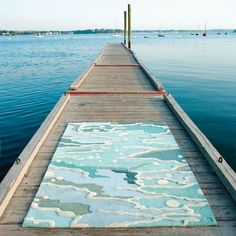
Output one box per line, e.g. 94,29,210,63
23,122,216,228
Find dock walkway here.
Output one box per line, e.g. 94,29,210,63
0,44,236,235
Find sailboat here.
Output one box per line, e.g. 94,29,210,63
157,30,165,37
158,33,165,37
113,33,121,38
203,22,207,37
195,24,200,36
112,22,121,37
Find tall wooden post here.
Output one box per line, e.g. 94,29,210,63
128,4,131,49
124,11,127,45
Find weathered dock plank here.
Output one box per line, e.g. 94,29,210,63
0,43,235,235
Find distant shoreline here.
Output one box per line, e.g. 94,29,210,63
1,29,235,36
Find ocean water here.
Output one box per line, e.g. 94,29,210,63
132,33,236,172
0,33,235,181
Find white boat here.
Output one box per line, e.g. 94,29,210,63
113,33,121,37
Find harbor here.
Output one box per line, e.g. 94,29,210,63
1,1,236,235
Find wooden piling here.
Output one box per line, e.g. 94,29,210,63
128,4,131,49
124,11,127,45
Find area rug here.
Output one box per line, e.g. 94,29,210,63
23,122,216,228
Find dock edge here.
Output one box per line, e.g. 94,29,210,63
164,93,236,203
122,43,164,91
0,94,71,218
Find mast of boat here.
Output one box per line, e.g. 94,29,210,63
203,21,207,36
195,24,200,35
113,21,117,36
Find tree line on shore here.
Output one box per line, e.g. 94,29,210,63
0,29,235,36
0,29,123,36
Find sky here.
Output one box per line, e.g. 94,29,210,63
0,0,235,30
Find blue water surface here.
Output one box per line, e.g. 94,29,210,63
0,33,235,181
133,33,236,171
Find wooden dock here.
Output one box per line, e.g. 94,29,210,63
0,43,236,235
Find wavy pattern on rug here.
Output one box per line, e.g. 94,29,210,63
23,122,216,228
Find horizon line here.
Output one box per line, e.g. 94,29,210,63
1,28,235,32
